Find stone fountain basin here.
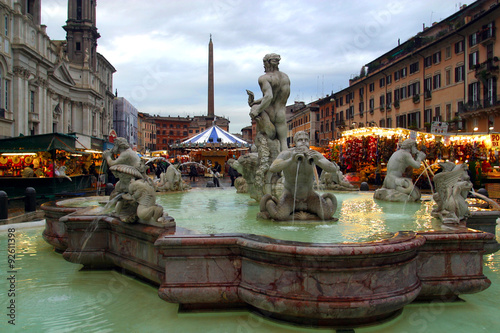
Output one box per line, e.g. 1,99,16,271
41,196,108,251
49,200,494,328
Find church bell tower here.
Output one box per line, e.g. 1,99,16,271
63,0,100,70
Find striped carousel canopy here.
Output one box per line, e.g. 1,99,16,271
180,125,249,147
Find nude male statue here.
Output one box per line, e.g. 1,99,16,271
260,131,338,220
382,139,426,201
247,53,290,152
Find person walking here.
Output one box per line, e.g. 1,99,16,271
212,161,221,187
189,164,198,182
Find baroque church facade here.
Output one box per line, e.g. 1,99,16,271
0,0,115,139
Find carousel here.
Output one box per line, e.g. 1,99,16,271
172,125,250,176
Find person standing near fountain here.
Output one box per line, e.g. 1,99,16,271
259,131,338,221
374,138,426,202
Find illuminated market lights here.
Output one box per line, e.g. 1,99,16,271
1,153,37,156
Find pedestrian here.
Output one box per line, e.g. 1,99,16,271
212,161,221,187
228,164,239,186
189,164,198,182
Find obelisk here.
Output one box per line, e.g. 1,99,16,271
208,34,214,118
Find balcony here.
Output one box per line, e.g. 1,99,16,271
386,103,392,111
479,26,496,45
424,90,432,100
475,58,499,80
394,100,400,109
413,94,420,104
379,104,385,112
460,98,500,117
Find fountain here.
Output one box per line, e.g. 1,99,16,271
40,55,500,329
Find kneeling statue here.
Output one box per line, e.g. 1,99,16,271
374,139,426,202
259,131,338,221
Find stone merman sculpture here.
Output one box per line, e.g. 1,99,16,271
319,165,356,191
103,137,173,227
431,162,472,224
374,139,426,202
259,131,338,221
156,165,190,192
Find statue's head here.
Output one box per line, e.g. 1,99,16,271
294,131,310,150
263,53,281,73
113,137,131,152
399,139,416,151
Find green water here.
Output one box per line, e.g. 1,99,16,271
0,225,499,332
156,188,440,243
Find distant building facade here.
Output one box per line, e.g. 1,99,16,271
113,97,138,147
150,114,229,151
137,112,156,153
310,0,500,146
0,0,115,140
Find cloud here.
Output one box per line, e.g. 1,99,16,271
41,0,470,133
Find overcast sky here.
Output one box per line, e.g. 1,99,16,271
41,0,471,134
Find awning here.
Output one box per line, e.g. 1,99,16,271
174,125,249,149
0,133,77,153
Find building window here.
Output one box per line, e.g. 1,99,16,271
468,82,480,104
387,117,392,128
396,115,407,128
424,108,432,124
409,61,419,74
400,67,407,78
445,46,451,59
455,40,464,54
486,43,494,60
485,77,497,106
76,42,81,51
386,91,392,106
30,91,35,113
433,74,441,90
455,65,465,82
359,101,364,113
394,70,400,81
469,32,478,47
369,82,375,92
432,51,441,64
386,74,392,85
379,95,385,107
408,82,420,97
469,51,479,69
424,56,432,67
4,79,8,109
369,98,374,110
407,111,420,129
4,15,8,35
424,77,432,92
400,86,407,99
446,104,452,121
445,69,451,86
379,77,385,88
394,88,400,102
434,107,441,121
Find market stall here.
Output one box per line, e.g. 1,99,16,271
0,133,101,197
328,127,496,189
